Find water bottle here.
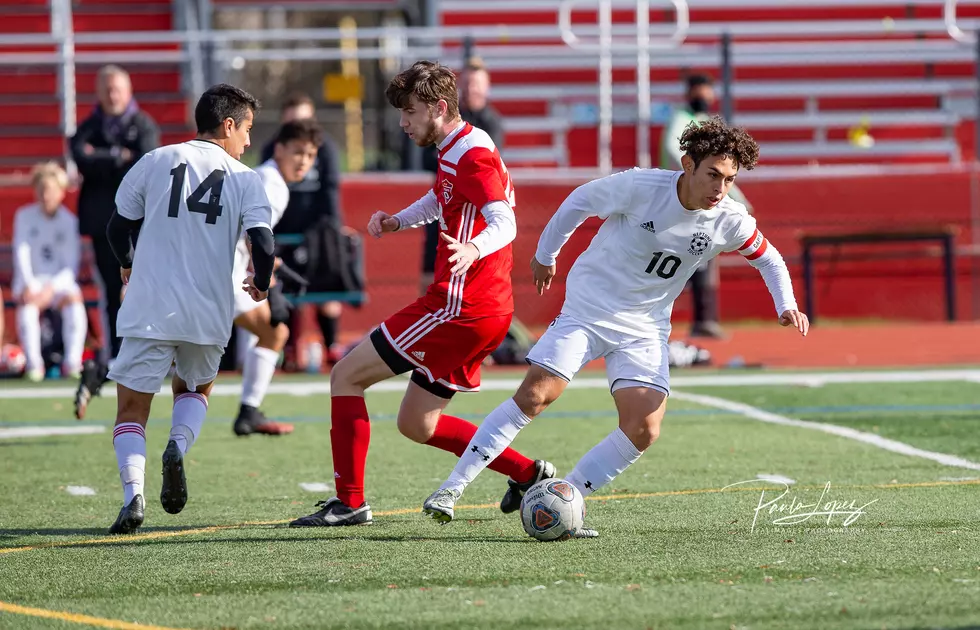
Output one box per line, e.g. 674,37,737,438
305,341,324,374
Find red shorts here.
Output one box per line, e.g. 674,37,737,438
374,297,511,393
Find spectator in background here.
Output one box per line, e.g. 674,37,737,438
260,93,345,366
419,57,504,292
660,74,753,338
12,163,86,381
69,64,159,361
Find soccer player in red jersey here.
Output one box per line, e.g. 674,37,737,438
290,61,554,527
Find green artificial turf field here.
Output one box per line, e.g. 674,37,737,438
1,369,979,629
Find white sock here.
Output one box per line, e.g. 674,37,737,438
61,300,87,370
113,423,146,505
442,397,532,493
170,392,208,455
566,428,643,497
16,303,42,372
241,346,279,408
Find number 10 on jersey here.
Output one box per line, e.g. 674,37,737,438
645,252,681,279
168,163,226,225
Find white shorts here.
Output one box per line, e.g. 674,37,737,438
13,274,81,301
233,284,265,319
108,337,224,394
525,313,670,395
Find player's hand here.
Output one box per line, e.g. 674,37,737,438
441,232,480,276
242,274,269,302
779,309,809,337
531,256,556,296
120,268,132,285
367,211,399,238
273,256,283,270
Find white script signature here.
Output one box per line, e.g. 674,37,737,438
723,480,879,532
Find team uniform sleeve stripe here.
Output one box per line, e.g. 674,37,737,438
745,238,769,260
737,228,760,253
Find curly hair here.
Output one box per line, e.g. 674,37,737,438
678,116,760,170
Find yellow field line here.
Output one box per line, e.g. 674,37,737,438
0,600,192,630
1,478,976,557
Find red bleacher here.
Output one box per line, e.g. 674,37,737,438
438,1,980,169
0,0,190,177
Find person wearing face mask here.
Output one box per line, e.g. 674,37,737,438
70,65,160,361
660,74,752,338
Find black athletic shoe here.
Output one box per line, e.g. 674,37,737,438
160,440,188,515
289,497,373,527
500,460,557,514
74,358,109,420
233,404,294,436
108,494,145,535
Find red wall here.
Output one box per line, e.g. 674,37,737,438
337,169,979,333
2,168,976,343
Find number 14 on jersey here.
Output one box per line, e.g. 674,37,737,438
168,163,226,225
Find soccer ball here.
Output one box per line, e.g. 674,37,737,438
519,478,585,541
0,344,26,376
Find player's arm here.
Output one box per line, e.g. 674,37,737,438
732,219,808,336
241,173,276,297
246,226,275,293
11,210,40,295
106,156,149,276
441,152,518,275
535,169,636,268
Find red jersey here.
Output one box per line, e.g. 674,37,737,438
425,123,515,318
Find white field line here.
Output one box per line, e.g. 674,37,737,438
64,486,96,496
0,426,105,439
3,368,980,400
672,391,980,472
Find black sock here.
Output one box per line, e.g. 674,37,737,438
317,312,338,348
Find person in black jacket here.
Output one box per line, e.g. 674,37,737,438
260,92,345,367
418,57,504,292
69,64,159,360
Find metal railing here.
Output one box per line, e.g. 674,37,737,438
559,0,689,171
1,0,979,173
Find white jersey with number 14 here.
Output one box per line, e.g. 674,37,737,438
114,139,273,346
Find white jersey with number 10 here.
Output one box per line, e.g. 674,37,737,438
114,139,273,346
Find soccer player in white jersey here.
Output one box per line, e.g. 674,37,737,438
103,84,276,535
11,162,87,381
423,117,810,534
232,119,321,437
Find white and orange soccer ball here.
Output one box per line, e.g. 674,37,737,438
0,344,26,376
520,478,585,541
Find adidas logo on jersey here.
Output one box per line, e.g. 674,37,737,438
411,350,426,361
640,221,656,233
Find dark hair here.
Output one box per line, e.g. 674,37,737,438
686,73,714,90
282,92,315,112
275,118,323,148
195,83,260,135
679,116,760,170
385,60,460,120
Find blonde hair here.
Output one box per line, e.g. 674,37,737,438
31,161,69,191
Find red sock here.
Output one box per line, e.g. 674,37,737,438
330,396,371,508
425,414,537,483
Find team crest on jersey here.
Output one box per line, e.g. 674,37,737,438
442,180,454,204
689,232,712,256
